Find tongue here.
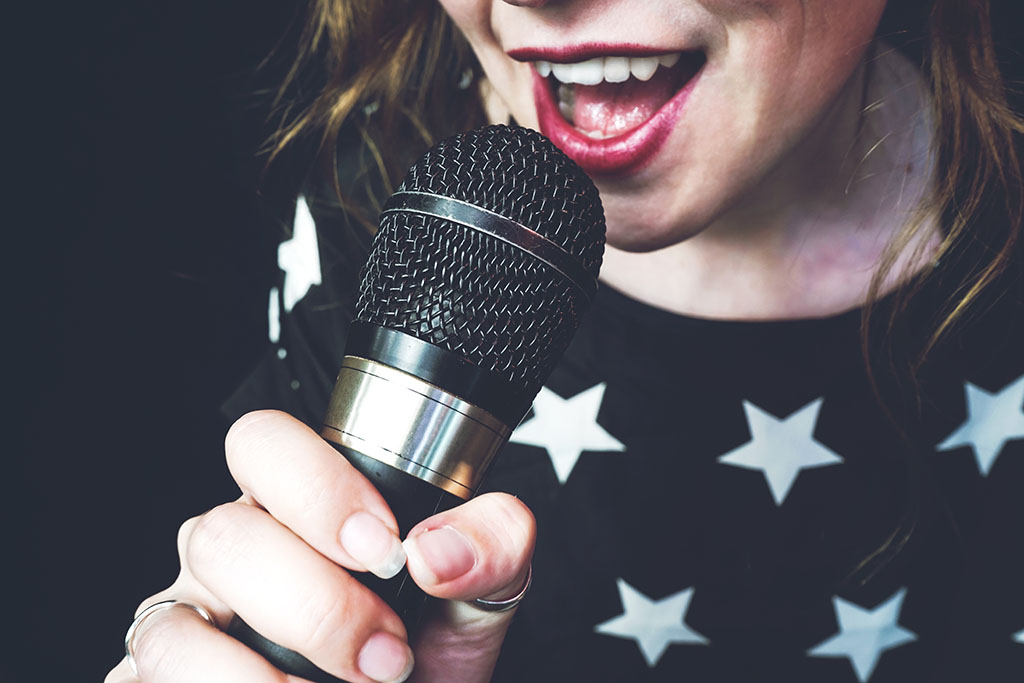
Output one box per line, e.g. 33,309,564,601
572,66,678,136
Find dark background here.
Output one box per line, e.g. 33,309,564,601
12,2,1024,682
15,1,303,680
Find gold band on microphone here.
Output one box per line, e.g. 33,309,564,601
321,356,512,499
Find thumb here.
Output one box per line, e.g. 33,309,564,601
402,493,534,682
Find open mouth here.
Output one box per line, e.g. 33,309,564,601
536,52,705,139
520,48,706,176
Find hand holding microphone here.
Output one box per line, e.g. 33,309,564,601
107,125,606,683
108,412,538,683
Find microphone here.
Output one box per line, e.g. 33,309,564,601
229,124,606,682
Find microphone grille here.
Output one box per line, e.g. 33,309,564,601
355,125,606,394
396,124,605,275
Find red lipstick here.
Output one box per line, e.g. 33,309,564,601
509,44,677,62
525,48,704,177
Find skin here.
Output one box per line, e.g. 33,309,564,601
107,1,940,682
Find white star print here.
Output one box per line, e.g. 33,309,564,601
595,579,709,667
936,373,1024,476
718,398,844,505
510,383,625,484
1015,628,1024,644
808,588,917,682
279,194,322,312
269,195,322,343
268,194,323,342
268,285,281,343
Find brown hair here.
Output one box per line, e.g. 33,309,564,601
263,1,484,231
847,0,1024,583
866,0,1023,385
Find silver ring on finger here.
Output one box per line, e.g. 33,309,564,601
125,599,216,675
468,564,532,613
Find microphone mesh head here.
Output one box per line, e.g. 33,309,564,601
355,125,606,393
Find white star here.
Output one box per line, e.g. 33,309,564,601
268,285,281,343
278,194,322,313
510,383,625,484
718,398,844,505
1014,628,1024,644
595,579,709,667
936,374,1024,476
268,195,322,343
808,588,917,682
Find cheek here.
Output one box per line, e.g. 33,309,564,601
713,0,888,172
436,0,488,32
796,1,888,79
722,0,886,76
437,0,496,58
598,1,888,251
705,0,887,87
436,0,537,124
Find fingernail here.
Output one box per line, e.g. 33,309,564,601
339,512,406,579
403,525,476,584
358,632,414,683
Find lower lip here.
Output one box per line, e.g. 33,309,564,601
532,67,702,177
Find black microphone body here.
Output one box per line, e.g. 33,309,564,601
228,125,606,682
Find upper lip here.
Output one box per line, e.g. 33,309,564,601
507,44,686,63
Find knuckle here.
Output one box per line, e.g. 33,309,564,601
134,595,162,619
131,611,185,678
297,588,351,655
133,599,149,619
480,493,536,560
186,503,249,574
103,662,128,683
176,515,202,560
224,410,287,468
300,465,354,525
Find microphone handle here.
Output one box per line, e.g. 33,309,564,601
227,443,464,683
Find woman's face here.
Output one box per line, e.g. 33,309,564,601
438,0,888,251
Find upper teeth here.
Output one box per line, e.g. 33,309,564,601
535,53,681,85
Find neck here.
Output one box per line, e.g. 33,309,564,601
600,43,940,320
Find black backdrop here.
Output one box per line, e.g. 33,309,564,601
15,2,302,680
13,2,1024,682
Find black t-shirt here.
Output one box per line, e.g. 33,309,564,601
224,194,1024,682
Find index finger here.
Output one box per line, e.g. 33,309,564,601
225,410,407,580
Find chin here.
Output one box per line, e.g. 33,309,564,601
600,189,713,253
603,215,705,253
